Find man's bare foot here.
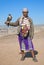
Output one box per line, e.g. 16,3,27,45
21,55,25,61
33,56,38,62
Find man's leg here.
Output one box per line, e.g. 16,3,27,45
21,50,25,61
30,50,38,62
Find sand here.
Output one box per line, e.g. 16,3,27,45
0,28,44,65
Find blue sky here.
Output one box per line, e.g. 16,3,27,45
0,0,44,25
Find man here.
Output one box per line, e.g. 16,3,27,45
5,8,38,62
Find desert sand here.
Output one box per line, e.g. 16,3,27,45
0,26,44,65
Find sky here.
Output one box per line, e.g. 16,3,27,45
0,0,44,25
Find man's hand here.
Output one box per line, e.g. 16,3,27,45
5,21,10,26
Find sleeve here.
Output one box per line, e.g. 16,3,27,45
29,18,34,39
9,18,20,26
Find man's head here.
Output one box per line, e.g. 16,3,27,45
22,8,29,17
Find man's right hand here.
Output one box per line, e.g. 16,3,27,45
5,21,10,26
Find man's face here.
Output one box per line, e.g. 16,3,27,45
23,12,28,17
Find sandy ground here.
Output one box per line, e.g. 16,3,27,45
0,29,44,65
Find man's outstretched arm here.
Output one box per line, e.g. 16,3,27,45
5,18,19,26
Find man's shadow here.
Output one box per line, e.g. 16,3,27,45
25,50,38,58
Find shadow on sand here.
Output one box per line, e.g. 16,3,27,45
25,50,38,58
